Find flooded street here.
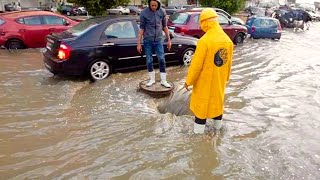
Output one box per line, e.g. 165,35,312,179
1,23,320,179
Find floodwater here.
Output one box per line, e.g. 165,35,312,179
1,23,320,179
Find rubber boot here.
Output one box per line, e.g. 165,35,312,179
214,119,222,130
193,122,205,134
160,72,171,88
146,71,155,87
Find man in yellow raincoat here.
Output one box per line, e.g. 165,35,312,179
184,8,234,134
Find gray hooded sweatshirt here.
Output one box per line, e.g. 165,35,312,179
139,0,167,41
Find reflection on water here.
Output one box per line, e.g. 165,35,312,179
1,24,320,179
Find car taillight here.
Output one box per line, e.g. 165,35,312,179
277,22,282,32
57,43,71,60
251,26,255,33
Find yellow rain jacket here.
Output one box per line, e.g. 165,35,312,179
186,9,234,119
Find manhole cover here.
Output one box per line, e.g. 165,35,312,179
139,80,174,97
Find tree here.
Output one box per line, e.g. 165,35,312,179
199,0,246,15
71,0,130,16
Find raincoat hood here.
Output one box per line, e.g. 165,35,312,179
148,0,161,11
199,8,220,32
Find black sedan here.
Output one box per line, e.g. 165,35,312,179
43,16,197,81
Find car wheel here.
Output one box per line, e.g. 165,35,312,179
67,12,70,16
119,11,123,15
6,39,24,50
181,47,195,66
88,60,111,81
233,33,245,45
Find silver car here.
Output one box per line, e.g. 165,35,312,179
107,6,130,15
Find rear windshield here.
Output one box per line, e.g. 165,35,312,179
67,17,105,36
169,13,190,24
0,18,4,25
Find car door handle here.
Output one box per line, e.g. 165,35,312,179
103,42,115,46
49,28,56,31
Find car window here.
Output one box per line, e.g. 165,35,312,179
104,21,136,39
67,17,105,36
0,18,4,25
218,14,229,25
42,15,65,25
16,16,42,25
169,13,189,24
193,15,199,23
253,19,261,26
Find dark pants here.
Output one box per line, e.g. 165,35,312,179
195,115,223,125
143,39,166,73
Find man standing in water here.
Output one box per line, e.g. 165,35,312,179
137,0,172,88
184,8,234,134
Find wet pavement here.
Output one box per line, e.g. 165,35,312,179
1,23,320,179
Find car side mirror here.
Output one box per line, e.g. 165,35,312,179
64,21,71,26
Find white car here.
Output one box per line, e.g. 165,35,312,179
107,6,130,15
307,11,320,21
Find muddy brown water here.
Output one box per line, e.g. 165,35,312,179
1,23,320,179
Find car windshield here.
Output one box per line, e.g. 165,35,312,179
169,13,189,24
67,17,105,36
0,18,4,25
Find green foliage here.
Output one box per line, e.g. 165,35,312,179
72,0,130,16
57,5,62,13
199,0,246,15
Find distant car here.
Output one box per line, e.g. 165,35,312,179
42,16,198,81
78,7,88,15
107,6,130,15
246,17,282,40
127,6,141,15
0,11,79,49
168,10,247,44
4,4,15,11
307,11,320,21
61,5,79,16
165,6,179,15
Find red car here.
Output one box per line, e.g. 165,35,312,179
168,10,247,44
0,11,79,49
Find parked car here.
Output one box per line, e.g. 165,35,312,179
78,7,88,15
188,7,246,26
0,11,79,49
246,17,282,40
168,10,247,44
165,6,179,15
107,6,130,15
42,16,198,81
127,6,142,15
4,4,15,11
307,11,320,21
61,5,79,16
